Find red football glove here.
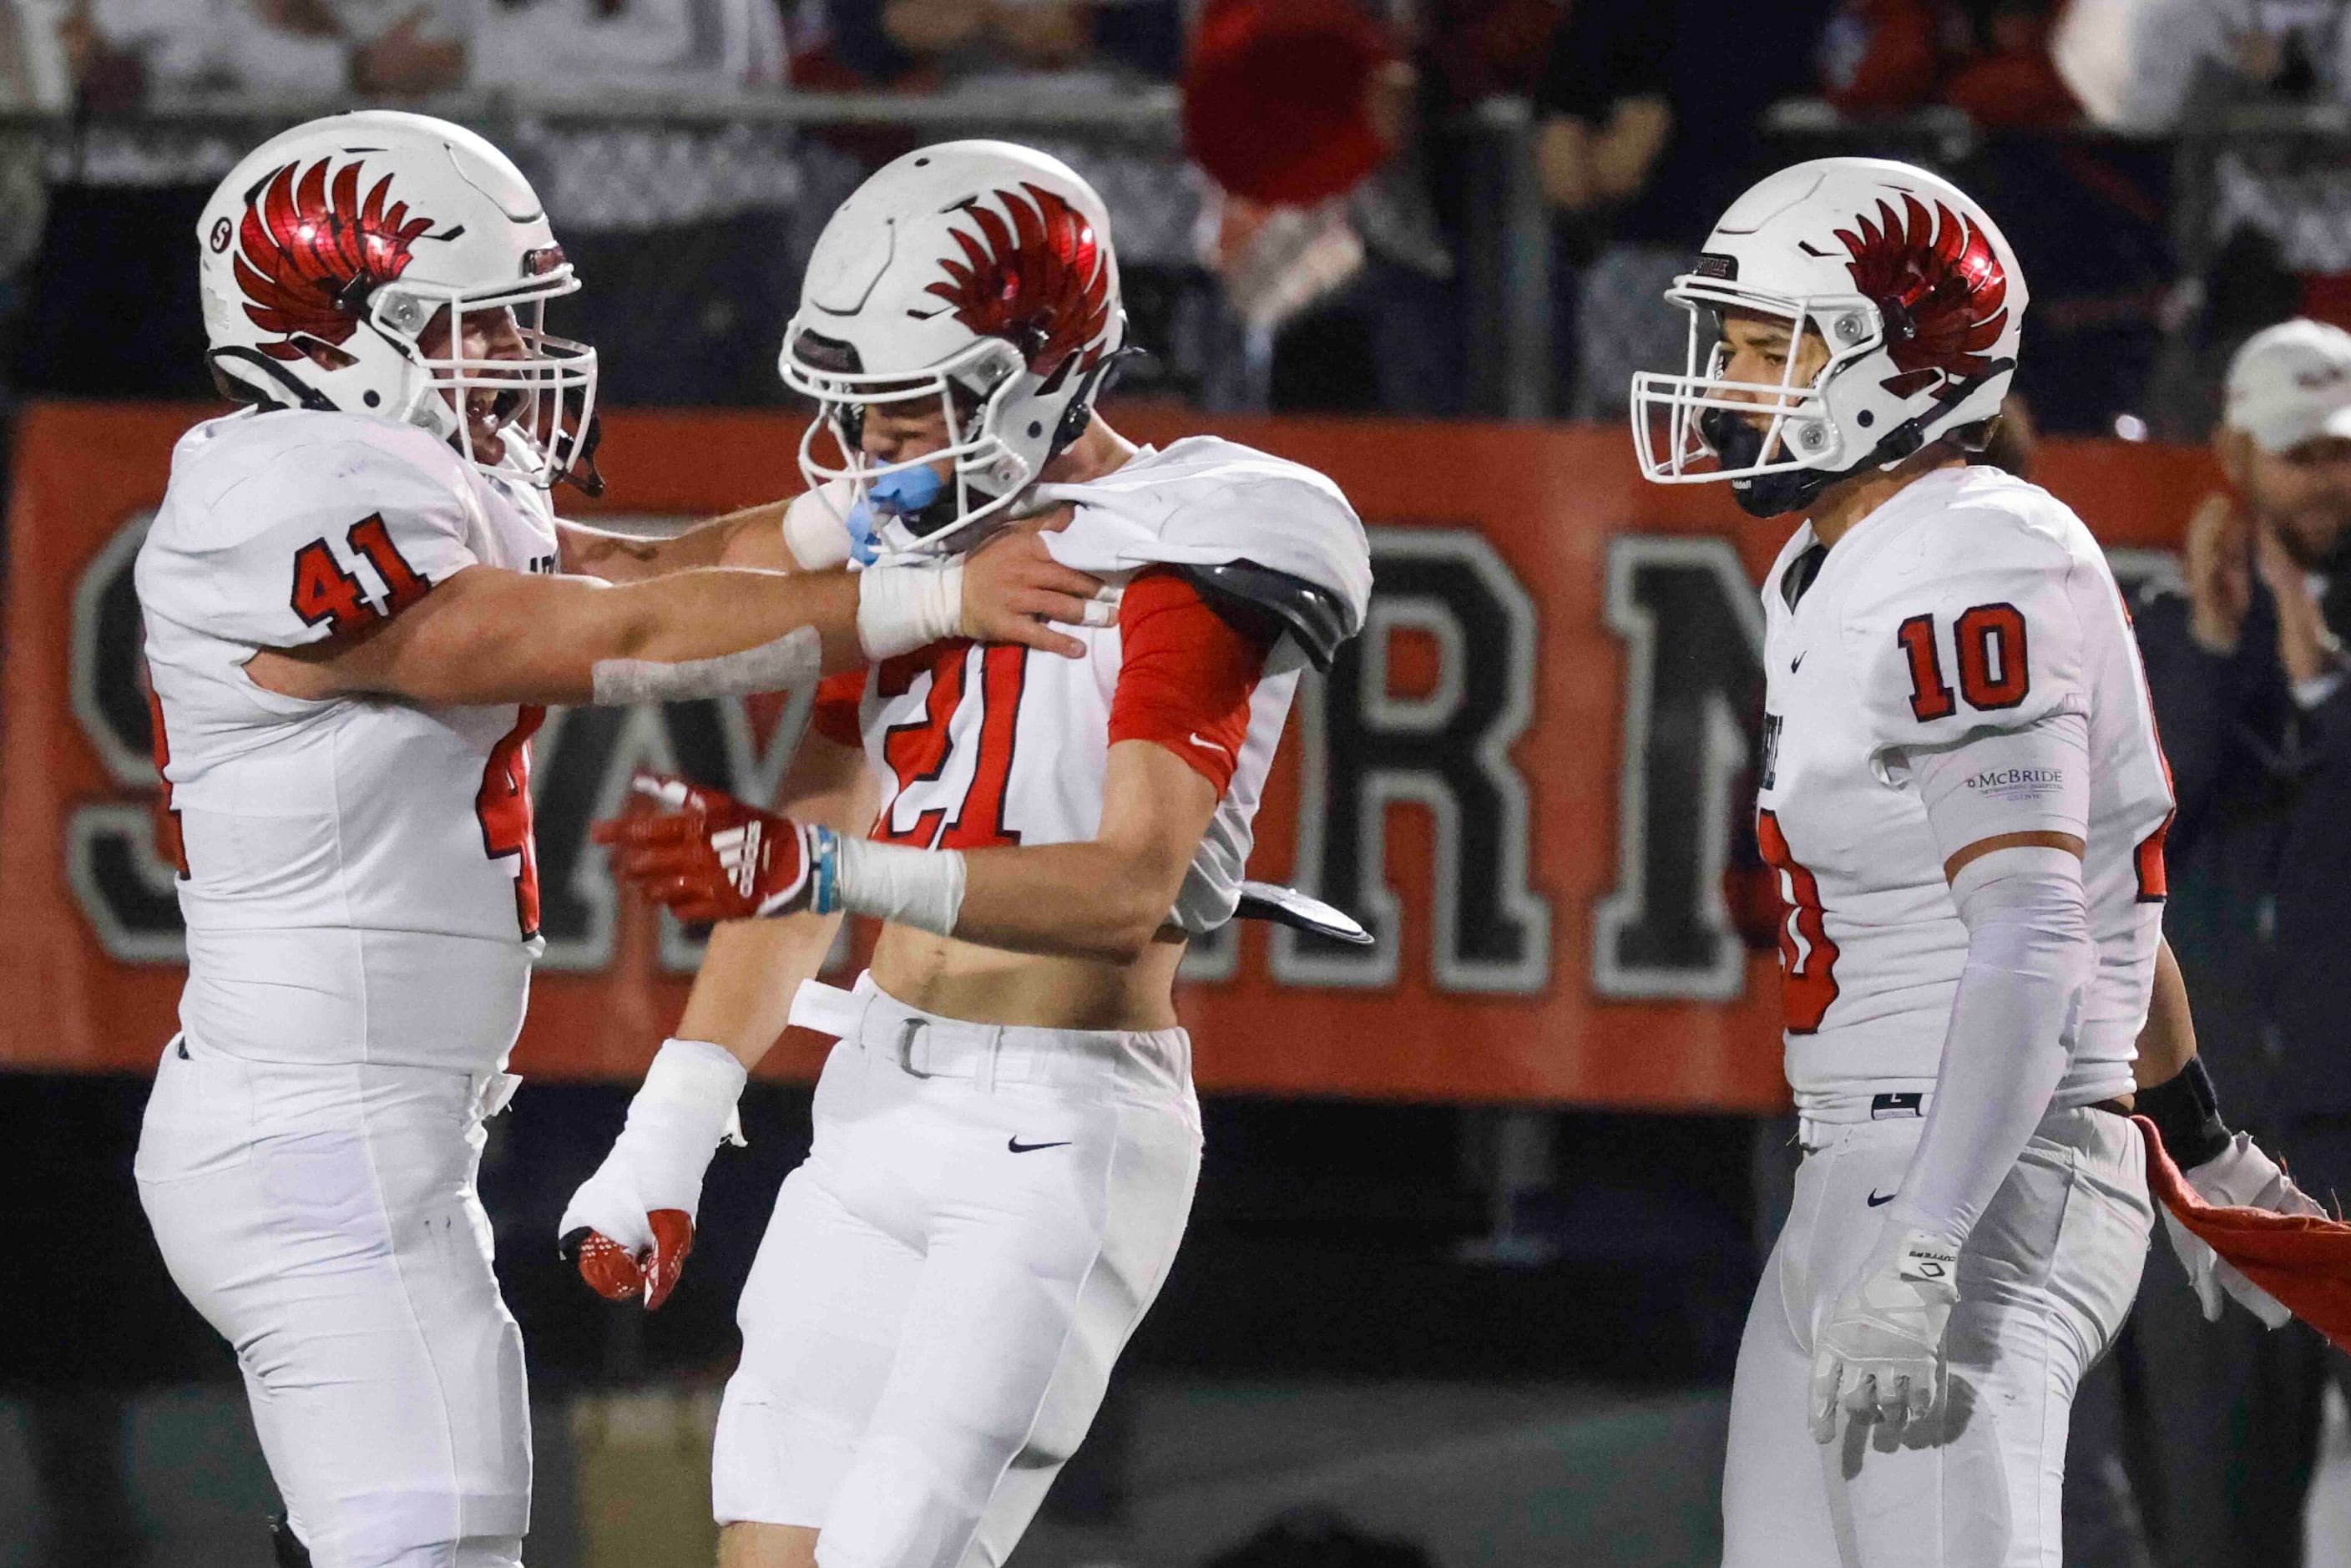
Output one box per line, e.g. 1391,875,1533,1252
592,774,830,923
563,1209,696,1312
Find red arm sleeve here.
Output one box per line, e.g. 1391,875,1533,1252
1108,569,1275,795
810,669,867,749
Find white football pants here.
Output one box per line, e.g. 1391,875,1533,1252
135,1033,531,1568
712,974,1202,1568
1723,1101,2152,1568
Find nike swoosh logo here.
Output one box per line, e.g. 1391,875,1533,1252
1867,1189,1897,1207
1008,1137,1072,1154
1188,732,1232,760
1792,651,1806,672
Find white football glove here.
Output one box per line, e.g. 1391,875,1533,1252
1809,1231,1961,1443
558,1038,746,1310
2164,1131,2324,1329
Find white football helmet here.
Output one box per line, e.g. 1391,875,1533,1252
1631,157,2026,518
780,140,1127,557
196,110,599,492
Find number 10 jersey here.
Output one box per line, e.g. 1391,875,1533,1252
136,408,559,1074
1754,464,2174,1113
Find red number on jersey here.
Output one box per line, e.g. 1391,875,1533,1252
347,513,431,615
1896,614,1956,721
477,706,546,938
1954,603,2030,710
873,642,1026,850
1755,808,1841,1034
291,539,374,633
290,517,432,634
144,679,189,879
1895,604,2031,718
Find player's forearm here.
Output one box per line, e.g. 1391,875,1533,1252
676,913,847,1070
1888,847,2091,1250
948,841,1190,963
376,566,867,706
558,504,791,584
2133,934,2197,1090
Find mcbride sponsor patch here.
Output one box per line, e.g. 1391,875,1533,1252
1963,765,2065,802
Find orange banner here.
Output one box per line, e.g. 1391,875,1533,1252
0,402,2216,1109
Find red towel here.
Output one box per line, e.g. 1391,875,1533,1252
2138,1115,2351,1351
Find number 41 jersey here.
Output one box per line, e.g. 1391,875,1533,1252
1755,464,2174,1114
136,408,559,1074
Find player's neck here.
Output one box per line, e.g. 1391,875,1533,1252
1039,415,1137,487
1808,451,1965,549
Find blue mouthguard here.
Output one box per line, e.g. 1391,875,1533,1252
842,467,947,565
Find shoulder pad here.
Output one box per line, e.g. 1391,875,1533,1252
1179,559,1355,670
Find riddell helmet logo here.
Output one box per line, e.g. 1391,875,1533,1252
927,183,1110,393
234,156,433,362
1834,195,2010,401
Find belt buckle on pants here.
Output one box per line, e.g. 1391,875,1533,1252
896,1018,933,1080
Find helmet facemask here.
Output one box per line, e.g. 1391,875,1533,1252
1631,280,1891,515
785,327,1098,559
370,251,600,494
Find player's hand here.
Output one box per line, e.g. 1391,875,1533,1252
959,520,1112,660
2165,1131,2324,1328
2183,491,2252,655
2253,523,2346,687
592,775,830,923
557,1037,748,1312
1807,1231,1960,1443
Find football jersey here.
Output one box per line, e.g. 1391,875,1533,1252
137,407,562,1073
1755,464,2174,1113
811,438,1371,933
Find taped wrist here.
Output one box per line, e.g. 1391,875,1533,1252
857,563,965,660
2140,1055,2232,1170
816,832,968,938
591,625,821,706
613,1038,748,1218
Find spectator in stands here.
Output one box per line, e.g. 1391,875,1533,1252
2058,0,2351,132
1818,0,2077,125
1533,0,1833,416
814,0,1181,89
2130,317,2351,1568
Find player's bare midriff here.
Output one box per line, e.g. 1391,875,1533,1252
870,923,1191,1033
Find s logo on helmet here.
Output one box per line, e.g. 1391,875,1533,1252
233,156,434,362
208,217,231,255
1834,195,2010,401
927,184,1111,393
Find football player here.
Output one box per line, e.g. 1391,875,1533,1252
563,141,1373,1568
133,112,1101,1568
1631,155,2314,1565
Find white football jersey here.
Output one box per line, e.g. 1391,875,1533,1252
137,408,562,1073
1755,465,2173,1112
814,438,1371,933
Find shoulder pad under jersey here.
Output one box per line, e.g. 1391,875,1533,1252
1031,437,1373,646
1177,559,1355,670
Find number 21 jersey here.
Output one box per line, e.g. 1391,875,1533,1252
1755,464,2174,1113
136,408,559,1074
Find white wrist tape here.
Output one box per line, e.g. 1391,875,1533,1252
827,834,968,938
1889,845,2091,1247
618,1037,748,1211
591,625,822,706
857,563,966,660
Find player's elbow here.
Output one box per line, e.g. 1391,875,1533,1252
1081,850,1191,963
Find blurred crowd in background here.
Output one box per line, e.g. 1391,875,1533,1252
1,0,2350,437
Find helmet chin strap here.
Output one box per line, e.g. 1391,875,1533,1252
206,347,338,413
1714,357,2016,520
